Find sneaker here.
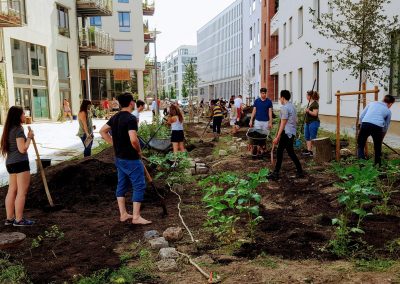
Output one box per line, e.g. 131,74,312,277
13,218,34,227
267,172,279,181
4,218,15,226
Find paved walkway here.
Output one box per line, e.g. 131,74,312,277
0,111,154,186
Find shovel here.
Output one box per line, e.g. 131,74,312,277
28,126,54,207
199,117,213,143
295,79,317,148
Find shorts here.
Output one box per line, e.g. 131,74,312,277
171,130,184,143
304,121,320,141
6,160,30,174
115,158,146,202
254,120,270,133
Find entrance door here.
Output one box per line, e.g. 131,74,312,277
32,88,49,119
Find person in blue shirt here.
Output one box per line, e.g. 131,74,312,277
358,95,395,166
268,90,303,181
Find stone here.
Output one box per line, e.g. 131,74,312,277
235,138,243,142
159,247,179,259
194,158,201,163
196,167,209,175
194,254,214,265
239,143,248,151
149,237,169,249
143,230,159,240
163,227,183,242
172,183,185,194
219,150,228,156
340,148,353,157
229,145,238,152
156,259,179,272
0,232,26,249
195,163,206,168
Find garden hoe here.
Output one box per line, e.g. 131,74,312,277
28,127,63,212
295,79,317,148
383,142,400,157
199,117,213,143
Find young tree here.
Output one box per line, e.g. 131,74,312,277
169,86,176,99
183,60,198,121
160,87,166,100
181,83,189,99
309,0,399,140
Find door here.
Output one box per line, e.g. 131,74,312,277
32,88,49,119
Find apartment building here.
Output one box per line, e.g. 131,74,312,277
243,0,262,105
1,0,82,122
197,0,243,102
87,0,151,101
160,45,197,101
262,0,400,127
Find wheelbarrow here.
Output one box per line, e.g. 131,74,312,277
246,128,270,158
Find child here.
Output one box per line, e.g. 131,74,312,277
229,100,239,134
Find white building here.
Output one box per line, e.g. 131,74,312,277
160,45,197,101
197,0,243,102
1,0,82,122
86,0,152,101
271,0,400,130
243,0,262,104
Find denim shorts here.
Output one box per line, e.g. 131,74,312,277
115,158,146,202
304,121,320,141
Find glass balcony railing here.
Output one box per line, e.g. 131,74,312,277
142,1,154,16
0,0,24,27
76,0,112,16
79,27,114,56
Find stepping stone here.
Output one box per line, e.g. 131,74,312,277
156,259,179,272
163,227,183,242
0,232,26,249
149,237,169,250
144,230,160,240
159,247,179,259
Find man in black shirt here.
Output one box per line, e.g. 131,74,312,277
100,93,151,225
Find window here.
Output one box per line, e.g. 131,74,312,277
252,54,256,76
283,22,287,48
118,12,130,32
263,59,266,83
390,31,400,97
289,17,293,45
57,51,69,80
118,0,129,2
327,56,333,103
250,27,253,49
313,61,320,92
263,22,267,46
298,7,303,38
90,16,102,27
11,39,29,75
283,74,287,89
298,68,303,103
289,71,293,93
313,0,320,20
57,5,69,37
114,40,133,60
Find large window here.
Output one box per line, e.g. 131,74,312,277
118,12,130,32
313,61,320,92
298,7,303,38
289,17,293,45
57,51,69,80
11,39,29,75
283,22,287,48
298,68,303,103
90,16,102,27
390,31,400,97
57,5,69,37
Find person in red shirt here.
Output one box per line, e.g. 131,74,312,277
102,99,110,118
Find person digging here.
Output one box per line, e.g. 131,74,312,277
100,92,151,225
268,90,304,181
249,87,273,158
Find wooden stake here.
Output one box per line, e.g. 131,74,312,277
336,92,340,161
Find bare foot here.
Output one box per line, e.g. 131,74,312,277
120,213,133,222
132,216,152,225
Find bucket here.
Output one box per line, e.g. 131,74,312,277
72,115,78,120
36,159,51,169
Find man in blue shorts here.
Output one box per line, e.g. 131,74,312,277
100,93,151,225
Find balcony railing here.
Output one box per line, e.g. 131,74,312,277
76,0,112,17
142,1,154,16
270,9,279,36
0,0,24,27
79,27,114,57
144,32,155,43
145,59,155,69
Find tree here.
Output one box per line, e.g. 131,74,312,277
181,83,189,98
169,86,176,99
160,87,166,100
183,59,198,121
309,0,399,144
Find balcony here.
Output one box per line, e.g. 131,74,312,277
79,27,114,57
142,0,154,16
0,0,24,27
270,10,279,36
145,59,155,69
144,32,155,43
270,54,279,75
76,0,112,17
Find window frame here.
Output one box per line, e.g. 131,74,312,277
389,30,400,98
57,4,70,37
90,16,102,28
118,11,131,32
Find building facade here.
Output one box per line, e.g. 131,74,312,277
86,0,151,102
160,45,197,101
197,0,243,102
261,0,400,126
1,0,82,122
243,0,262,105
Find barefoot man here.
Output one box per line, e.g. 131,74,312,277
100,92,152,225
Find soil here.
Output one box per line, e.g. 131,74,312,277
0,123,399,283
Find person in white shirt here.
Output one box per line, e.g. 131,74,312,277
132,100,145,125
150,99,157,117
234,95,243,121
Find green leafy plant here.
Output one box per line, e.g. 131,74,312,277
0,257,32,284
375,159,400,214
93,106,106,119
354,259,395,272
137,119,170,142
199,169,268,242
31,225,65,249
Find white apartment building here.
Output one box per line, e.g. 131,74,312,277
197,0,243,102
86,0,149,101
160,45,197,101
243,0,261,104
1,0,82,122
272,0,400,126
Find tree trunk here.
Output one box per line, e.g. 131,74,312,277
313,137,333,163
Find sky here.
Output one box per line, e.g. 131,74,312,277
149,0,235,60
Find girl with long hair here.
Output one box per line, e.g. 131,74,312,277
1,106,34,226
167,104,185,153
302,91,320,157
77,100,94,157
